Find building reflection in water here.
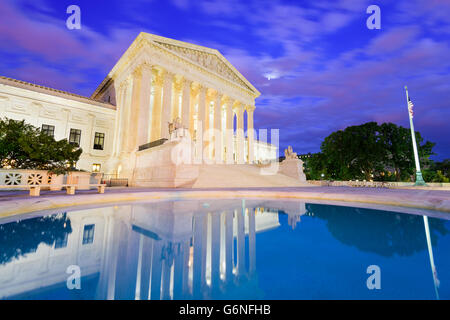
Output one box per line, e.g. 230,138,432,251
0,199,307,300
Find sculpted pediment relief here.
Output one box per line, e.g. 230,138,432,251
154,41,254,93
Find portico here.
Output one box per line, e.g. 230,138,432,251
93,33,260,180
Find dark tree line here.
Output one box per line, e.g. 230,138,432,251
0,213,72,265
303,122,443,182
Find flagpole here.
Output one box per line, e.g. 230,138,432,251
423,215,440,300
404,86,426,186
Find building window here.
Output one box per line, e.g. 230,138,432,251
93,132,105,150
82,224,95,245
69,129,81,146
54,233,68,249
42,124,55,137
92,163,101,172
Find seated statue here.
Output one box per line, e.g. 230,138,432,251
168,117,183,134
174,117,182,130
284,145,298,160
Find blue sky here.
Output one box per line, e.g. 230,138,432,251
0,0,449,159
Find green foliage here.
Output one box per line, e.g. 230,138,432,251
305,122,438,182
0,118,82,174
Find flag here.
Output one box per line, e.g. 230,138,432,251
408,97,414,118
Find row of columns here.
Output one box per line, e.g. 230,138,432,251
97,206,257,300
116,63,256,164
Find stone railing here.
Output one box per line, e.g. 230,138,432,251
308,180,450,189
0,169,103,191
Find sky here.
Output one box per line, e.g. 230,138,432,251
0,0,449,160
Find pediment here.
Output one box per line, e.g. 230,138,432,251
152,39,257,94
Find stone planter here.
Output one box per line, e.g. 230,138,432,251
67,171,91,190
92,173,103,184
49,174,64,191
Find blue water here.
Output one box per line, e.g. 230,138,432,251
0,199,449,300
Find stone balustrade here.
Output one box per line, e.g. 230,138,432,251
308,180,450,189
0,169,103,190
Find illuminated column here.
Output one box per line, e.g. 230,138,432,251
246,105,255,164
115,226,140,299
137,63,153,148
173,240,188,299
248,208,256,275
115,80,129,155
127,68,142,151
196,86,207,163
225,98,234,164
172,79,182,121
96,214,117,299
120,79,133,153
161,244,173,300
150,240,163,300
138,236,153,300
182,241,190,296
192,214,207,297
235,103,245,164
161,71,174,139
224,211,233,282
150,74,163,141
205,93,213,160
181,79,192,130
214,93,223,163
189,86,198,139
210,212,221,289
236,201,246,276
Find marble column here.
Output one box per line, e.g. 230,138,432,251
120,79,132,153
196,86,207,163
214,93,223,163
150,75,163,141
205,93,213,161
161,71,174,139
181,79,192,130
246,105,255,163
225,98,234,164
235,103,245,164
113,82,126,156
172,80,182,121
128,68,142,152
189,86,197,139
137,63,153,148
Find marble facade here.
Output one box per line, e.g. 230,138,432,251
0,33,278,187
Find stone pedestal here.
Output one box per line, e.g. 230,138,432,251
132,138,199,188
279,159,307,182
67,171,92,189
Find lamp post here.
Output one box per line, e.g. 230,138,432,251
404,86,426,186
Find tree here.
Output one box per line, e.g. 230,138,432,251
379,123,435,181
0,118,82,174
304,122,435,181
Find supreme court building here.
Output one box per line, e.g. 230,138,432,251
0,33,279,187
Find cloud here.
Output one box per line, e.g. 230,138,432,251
1,0,449,159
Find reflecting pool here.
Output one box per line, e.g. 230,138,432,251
0,199,449,300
